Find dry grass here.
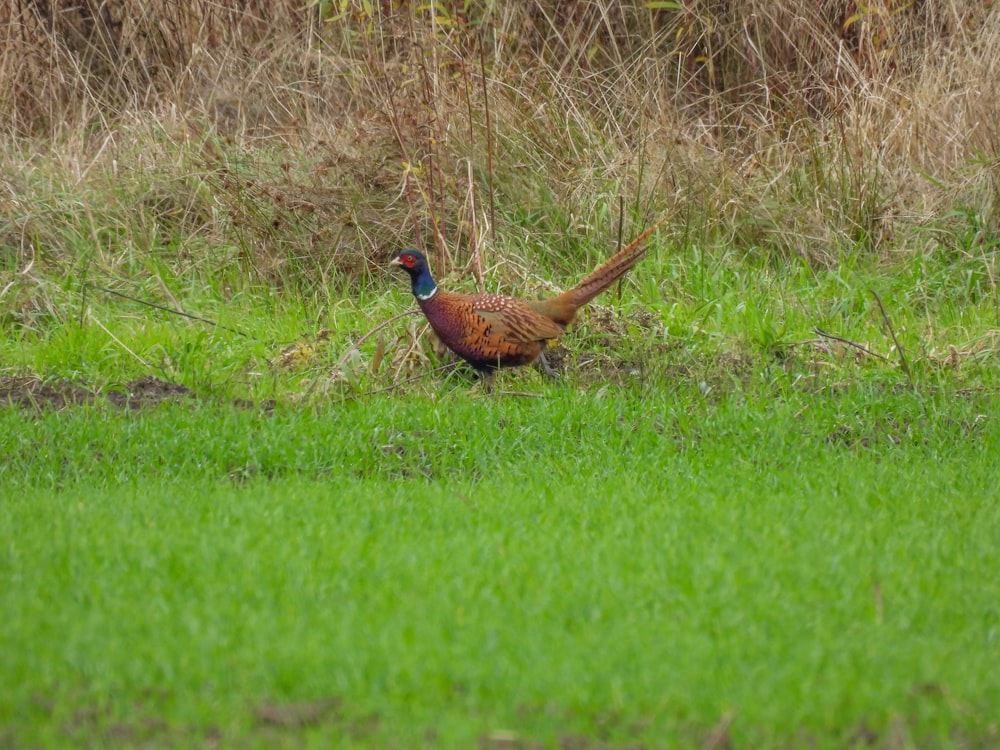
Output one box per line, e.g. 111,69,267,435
1,0,997,288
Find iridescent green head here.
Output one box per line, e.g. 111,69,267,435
390,249,438,301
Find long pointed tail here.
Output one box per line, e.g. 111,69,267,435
530,220,663,327
565,220,662,308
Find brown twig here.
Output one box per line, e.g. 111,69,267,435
955,386,1000,394
335,362,463,402
375,25,446,266
813,327,888,360
77,255,89,329
89,313,154,370
869,289,915,389
382,82,425,254
465,158,485,292
154,274,184,314
615,196,625,302
459,52,485,292
88,283,255,339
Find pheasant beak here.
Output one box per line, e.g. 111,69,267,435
388,256,402,268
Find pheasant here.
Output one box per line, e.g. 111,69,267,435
390,223,660,378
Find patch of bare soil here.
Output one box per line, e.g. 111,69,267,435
106,376,197,409
0,375,197,411
251,697,381,743
253,697,341,728
36,690,220,749
14,686,1000,750
0,376,96,410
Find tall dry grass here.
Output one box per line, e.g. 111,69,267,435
1,0,997,289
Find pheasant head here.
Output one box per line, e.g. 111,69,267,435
390,249,438,301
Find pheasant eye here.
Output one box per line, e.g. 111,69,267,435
401,254,415,266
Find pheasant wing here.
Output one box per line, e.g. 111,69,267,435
472,295,565,343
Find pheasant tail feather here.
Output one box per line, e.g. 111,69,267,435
564,222,662,308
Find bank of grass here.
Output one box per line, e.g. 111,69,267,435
2,383,999,749
2,224,998,405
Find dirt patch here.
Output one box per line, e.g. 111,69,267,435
0,375,278,413
253,697,341,728
0,375,196,412
0,376,96,410
105,376,197,409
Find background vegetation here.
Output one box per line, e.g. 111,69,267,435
2,1,997,394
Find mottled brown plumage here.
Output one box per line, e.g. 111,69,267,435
391,224,660,376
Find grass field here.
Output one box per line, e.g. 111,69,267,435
3,1,999,747
2,381,999,749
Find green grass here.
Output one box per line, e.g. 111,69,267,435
3,225,998,406
2,384,999,748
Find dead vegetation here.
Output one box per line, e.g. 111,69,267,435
0,0,996,286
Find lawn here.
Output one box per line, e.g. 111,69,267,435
2,384,998,748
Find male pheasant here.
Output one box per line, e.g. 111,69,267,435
390,223,660,377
